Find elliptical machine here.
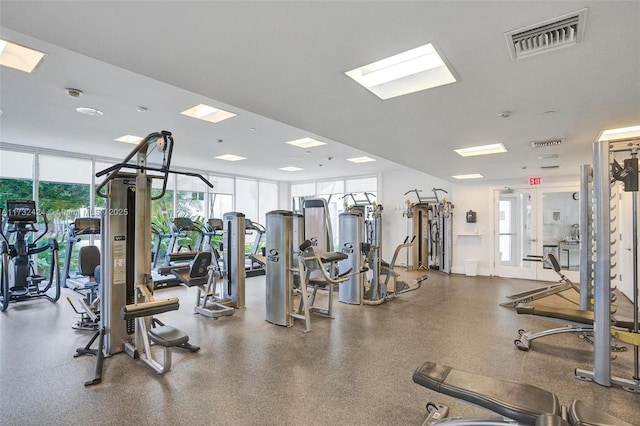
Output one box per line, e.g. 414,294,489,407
0,200,61,311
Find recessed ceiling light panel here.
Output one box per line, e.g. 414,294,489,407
452,174,484,180
345,42,456,100
181,103,236,124
285,137,326,148
215,154,247,162
346,156,376,163
597,125,640,142
279,166,304,172
115,135,143,144
0,39,46,73
537,154,559,160
76,107,104,117
454,143,507,157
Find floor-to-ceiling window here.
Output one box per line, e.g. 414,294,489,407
0,150,33,210
208,175,234,219
291,176,377,251
37,154,92,273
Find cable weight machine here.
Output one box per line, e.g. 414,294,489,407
403,188,453,274
575,138,640,392
75,131,213,386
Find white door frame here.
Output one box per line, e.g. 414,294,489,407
491,184,580,283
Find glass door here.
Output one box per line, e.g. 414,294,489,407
538,188,580,282
494,189,537,279
493,187,581,282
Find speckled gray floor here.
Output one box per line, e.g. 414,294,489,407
0,272,638,425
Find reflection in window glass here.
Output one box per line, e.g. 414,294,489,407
346,177,376,193
236,178,258,221
38,155,92,273
209,193,233,219
317,180,344,195
258,181,278,225
209,175,234,194
176,175,206,220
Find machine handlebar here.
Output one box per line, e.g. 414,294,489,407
0,208,7,246
95,131,213,200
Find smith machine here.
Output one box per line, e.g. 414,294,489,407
75,131,213,386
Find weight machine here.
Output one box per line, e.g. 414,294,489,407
0,200,60,311
74,130,211,386
265,210,355,332
574,138,640,392
63,217,101,330
403,188,453,274
339,193,424,305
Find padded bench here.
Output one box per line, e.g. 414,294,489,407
413,361,633,426
413,361,561,424
516,304,634,330
568,400,633,426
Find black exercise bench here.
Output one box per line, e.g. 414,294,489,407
413,361,633,425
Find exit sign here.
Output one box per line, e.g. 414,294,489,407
529,176,542,186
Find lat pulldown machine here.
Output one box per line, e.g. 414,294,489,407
75,131,213,386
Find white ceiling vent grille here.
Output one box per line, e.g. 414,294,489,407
530,138,564,149
505,8,588,60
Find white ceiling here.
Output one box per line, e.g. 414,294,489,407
1,1,639,184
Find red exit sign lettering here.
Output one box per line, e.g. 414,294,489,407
529,176,542,186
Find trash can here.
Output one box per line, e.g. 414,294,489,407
464,259,479,276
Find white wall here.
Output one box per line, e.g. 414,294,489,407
285,166,585,280
379,168,453,262
451,177,581,277
450,183,494,275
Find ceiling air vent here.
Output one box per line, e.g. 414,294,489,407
540,165,560,170
505,8,588,60
530,138,564,149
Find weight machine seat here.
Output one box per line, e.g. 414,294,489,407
516,304,635,329
317,252,348,263
413,361,561,424
148,325,189,348
79,245,100,277
568,400,633,426
172,252,211,287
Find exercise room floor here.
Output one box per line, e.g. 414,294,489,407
1,271,638,425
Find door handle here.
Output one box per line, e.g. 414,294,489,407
529,239,537,242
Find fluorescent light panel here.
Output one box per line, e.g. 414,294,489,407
115,135,143,144
597,125,640,142
452,174,484,180
454,143,507,157
285,137,326,148
215,154,247,162
279,166,304,172
347,156,376,163
0,39,45,73
345,43,456,100
181,103,236,124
